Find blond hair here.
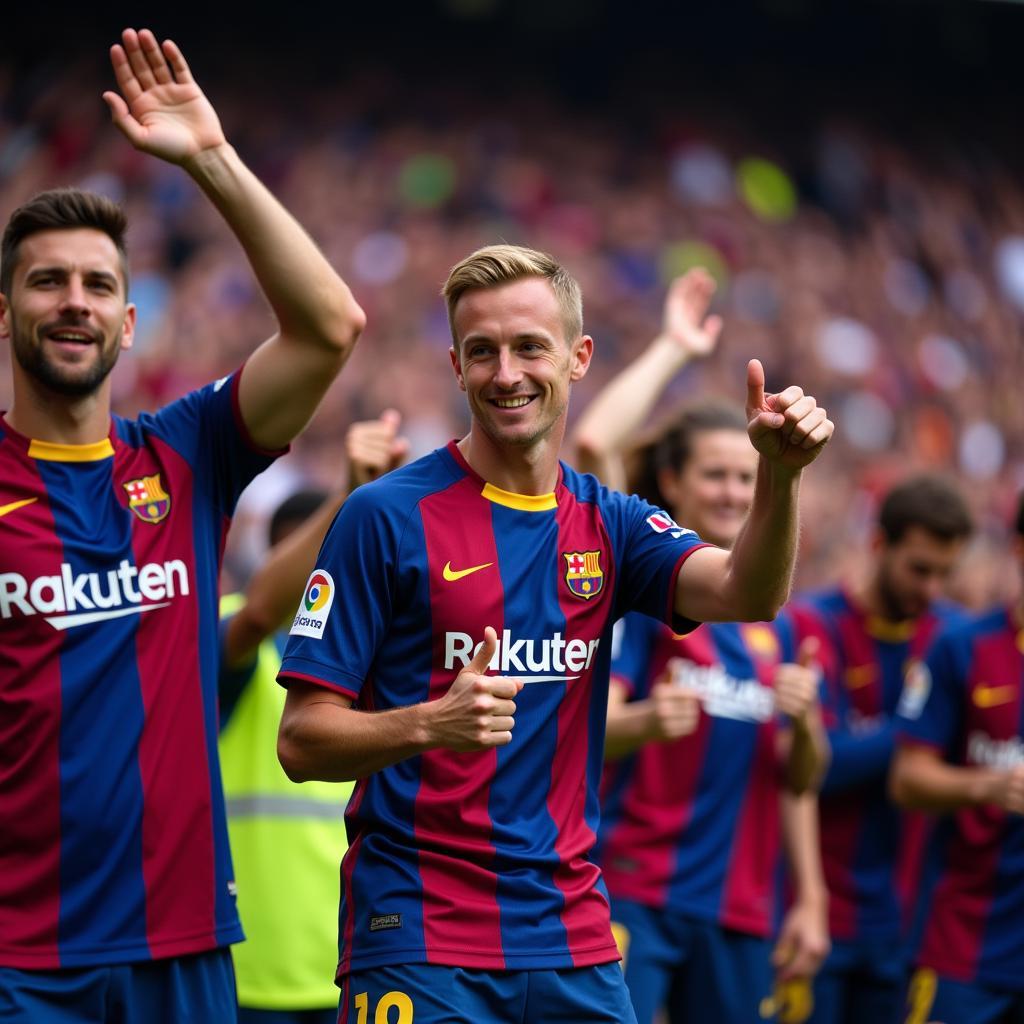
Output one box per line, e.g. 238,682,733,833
442,244,583,345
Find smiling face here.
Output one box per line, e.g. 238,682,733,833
1,227,135,398
657,428,757,548
449,276,592,451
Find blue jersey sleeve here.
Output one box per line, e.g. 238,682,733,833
277,483,400,700
605,491,710,633
896,627,969,755
136,367,283,515
609,612,659,698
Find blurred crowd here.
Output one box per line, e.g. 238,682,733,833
3,57,1022,601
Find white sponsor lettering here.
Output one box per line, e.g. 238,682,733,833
668,658,775,723
967,731,1024,770
443,629,600,682
0,560,189,629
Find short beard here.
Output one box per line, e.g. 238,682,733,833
11,314,121,398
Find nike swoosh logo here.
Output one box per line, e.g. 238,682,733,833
0,497,38,519
973,684,1017,709
442,560,493,582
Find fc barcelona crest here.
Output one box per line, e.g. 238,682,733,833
123,474,171,523
564,550,604,601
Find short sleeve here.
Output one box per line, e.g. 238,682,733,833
277,484,398,701
141,367,284,515
609,612,659,699
896,628,968,755
607,493,711,633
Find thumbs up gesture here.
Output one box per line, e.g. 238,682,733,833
429,627,524,751
773,637,822,723
746,359,833,471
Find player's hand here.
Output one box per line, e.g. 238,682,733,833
773,638,821,724
648,674,701,741
745,360,833,472
429,627,523,752
772,897,830,982
661,268,723,359
103,28,226,166
987,764,1024,815
346,409,410,490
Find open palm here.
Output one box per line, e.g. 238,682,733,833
103,28,225,164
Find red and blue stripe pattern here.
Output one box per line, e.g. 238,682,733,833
0,371,277,968
597,614,791,936
897,608,1024,990
800,588,965,942
279,442,706,976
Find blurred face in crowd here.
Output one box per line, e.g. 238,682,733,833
449,276,592,451
874,525,965,621
658,428,757,550
1,228,135,398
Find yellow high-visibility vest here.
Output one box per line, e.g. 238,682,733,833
219,594,352,1010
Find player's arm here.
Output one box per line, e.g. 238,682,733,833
571,269,722,488
773,791,830,982
103,28,365,451
278,628,523,782
223,412,407,668
775,638,830,794
889,742,1024,813
674,360,833,623
604,675,700,760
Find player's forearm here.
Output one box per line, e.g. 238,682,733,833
781,791,828,906
889,747,1002,812
224,492,349,667
182,143,365,352
604,699,658,759
278,698,435,782
820,725,893,794
572,336,690,488
783,711,830,794
719,460,801,620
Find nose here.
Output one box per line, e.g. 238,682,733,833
493,349,523,390
58,277,91,318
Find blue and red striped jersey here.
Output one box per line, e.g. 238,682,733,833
896,607,1024,990
277,441,707,976
0,371,278,969
596,612,795,937
798,587,967,942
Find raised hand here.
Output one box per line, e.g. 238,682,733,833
745,359,833,471
661,268,723,358
428,627,524,752
346,410,410,491
774,637,821,722
648,667,701,741
102,28,226,165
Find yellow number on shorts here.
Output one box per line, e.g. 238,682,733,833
905,968,937,1024
759,978,813,1023
610,921,631,969
353,990,414,1024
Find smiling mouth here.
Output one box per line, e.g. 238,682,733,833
490,396,536,409
45,327,98,347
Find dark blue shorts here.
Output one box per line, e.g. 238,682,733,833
807,937,908,1024
903,967,1024,1024
0,948,236,1024
337,962,637,1024
609,897,773,1024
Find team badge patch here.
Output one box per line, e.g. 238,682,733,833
291,569,335,639
123,474,171,523
897,659,931,720
564,550,604,600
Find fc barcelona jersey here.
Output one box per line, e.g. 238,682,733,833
278,441,708,976
597,612,796,937
0,371,278,968
897,608,1024,989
